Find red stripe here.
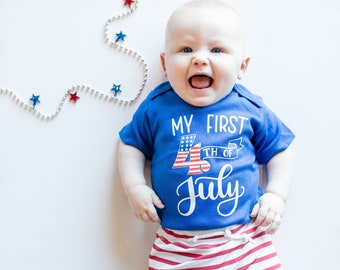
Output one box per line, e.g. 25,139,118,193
230,223,247,234
149,255,178,266
173,160,209,167
264,263,282,270
237,252,280,270
242,225,258,234
151,243,199,258
161,227,193,239
253,230,266,240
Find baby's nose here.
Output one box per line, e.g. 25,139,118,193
192,52,209,66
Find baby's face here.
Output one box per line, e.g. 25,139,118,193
161,5,249,107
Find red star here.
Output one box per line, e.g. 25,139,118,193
124,0,135,8
69,92,80,103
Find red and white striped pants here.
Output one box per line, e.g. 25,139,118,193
149,222,282,269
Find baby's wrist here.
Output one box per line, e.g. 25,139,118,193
125,183,149,196
263,192,286,204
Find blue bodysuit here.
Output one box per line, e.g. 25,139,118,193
119,81,295,231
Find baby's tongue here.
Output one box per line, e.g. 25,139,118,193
190,75,212,89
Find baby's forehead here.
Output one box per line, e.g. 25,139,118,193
168,2,242,26
166,3,244,34
165,2,247,49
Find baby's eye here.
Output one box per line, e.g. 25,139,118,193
211,47,223,53
181,47,193,53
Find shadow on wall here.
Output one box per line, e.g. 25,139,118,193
109,140,158,269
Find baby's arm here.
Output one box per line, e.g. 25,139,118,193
117,140,164,223
250,145,293,234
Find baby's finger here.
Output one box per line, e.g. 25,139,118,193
266,214,282,234
261,209,276,227
152,193,165,209
147,207,161,223
254,205,268,226
250,203,260,218
133,204,156,223
135,211,150,222
136,210,156,223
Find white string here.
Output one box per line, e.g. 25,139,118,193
189,228,255,244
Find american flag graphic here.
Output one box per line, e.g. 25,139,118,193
172,135,211,175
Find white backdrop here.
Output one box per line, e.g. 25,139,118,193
0,0,339,269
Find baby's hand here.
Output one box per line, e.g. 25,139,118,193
250,193,285,234
126,184,165,223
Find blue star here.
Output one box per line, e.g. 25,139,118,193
115,31,126,43
29,94,40,108
111,84,122,96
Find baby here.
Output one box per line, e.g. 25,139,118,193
118,0,294,269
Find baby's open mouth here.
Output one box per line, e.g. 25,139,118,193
189,75,213,89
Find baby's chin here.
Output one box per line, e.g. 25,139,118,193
182,94,223,107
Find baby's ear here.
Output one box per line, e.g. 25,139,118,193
238,55,250,80
160,53,167,76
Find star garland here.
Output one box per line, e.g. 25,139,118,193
0,0,147,121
